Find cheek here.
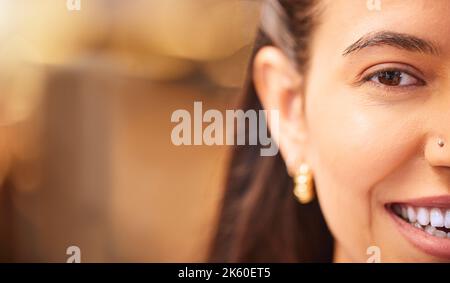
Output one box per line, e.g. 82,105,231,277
304,88,423,258
308,100,421,190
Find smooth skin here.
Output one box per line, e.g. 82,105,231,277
253,0,450,262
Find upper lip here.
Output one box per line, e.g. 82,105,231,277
389,195,450,208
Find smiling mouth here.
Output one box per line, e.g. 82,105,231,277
390,204,450,238
387,198,450,259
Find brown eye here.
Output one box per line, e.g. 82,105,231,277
369,70,420,87
378,71,401,86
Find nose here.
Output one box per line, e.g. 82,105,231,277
424,92,450,168
424,135,450,168
424,88,450,167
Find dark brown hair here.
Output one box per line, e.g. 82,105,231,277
209,0,333,262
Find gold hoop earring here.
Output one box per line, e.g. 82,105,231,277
293,163,315,204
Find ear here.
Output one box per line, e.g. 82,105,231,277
253,46,309,174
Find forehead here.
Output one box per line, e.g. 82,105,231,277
315,0,450,54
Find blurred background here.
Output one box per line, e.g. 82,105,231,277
0,0,261,262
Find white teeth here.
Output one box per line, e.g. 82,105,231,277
425,225,436,235
445,210,450,229
433,230,447,238
430,208,444,227
394,204,450,239
417,207,430,226
407,206,416,223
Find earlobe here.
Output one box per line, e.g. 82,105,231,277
252,46,309,172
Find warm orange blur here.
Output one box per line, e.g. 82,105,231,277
0,0,261,262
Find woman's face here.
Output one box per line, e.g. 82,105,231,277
255,0,450,262
306,0,450,262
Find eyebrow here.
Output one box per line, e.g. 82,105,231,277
342,31,440,56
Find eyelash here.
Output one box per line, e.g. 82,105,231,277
359,68,426,90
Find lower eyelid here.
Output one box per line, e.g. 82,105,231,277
364,80,425,93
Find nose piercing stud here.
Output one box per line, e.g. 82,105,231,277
438,139,445,147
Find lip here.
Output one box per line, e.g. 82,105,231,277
386,197,450,260
393,195,450,208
